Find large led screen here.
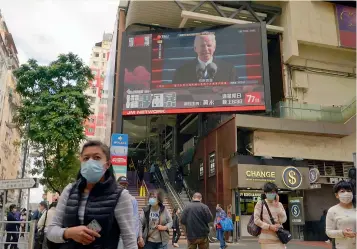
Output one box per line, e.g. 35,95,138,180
121,24,268,115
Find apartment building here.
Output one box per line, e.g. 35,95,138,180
84,33,113,142
0,11,22,204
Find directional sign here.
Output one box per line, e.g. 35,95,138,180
110,134,129,178
111,134,128,147
288,197,305,225
0,178,38,190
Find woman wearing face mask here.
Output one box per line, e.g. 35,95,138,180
326,180,356,249
254,182,287,249
140,190,173,249
46,140,137,249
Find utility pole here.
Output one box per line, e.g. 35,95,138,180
18,121,30,206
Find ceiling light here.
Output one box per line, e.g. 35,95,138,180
247,188,251,190
194,21,202,24
199,9,209,13
151,23,160,26
239,16,248,19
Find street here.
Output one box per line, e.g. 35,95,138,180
167,241,332,249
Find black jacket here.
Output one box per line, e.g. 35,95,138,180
172,214,179,230
172,58,236,84
6,212,18,232
60,170,123,249
180,201,213,240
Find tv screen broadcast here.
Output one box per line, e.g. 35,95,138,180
121,23,268,115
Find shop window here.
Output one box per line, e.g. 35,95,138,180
199,161,204,179
209,152,215,176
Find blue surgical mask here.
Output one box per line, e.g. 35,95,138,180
80,159,106,183
266,193,276,201
149,198,157,206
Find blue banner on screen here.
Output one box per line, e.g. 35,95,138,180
121,24,267,115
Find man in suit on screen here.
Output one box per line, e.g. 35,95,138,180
172,34,236,84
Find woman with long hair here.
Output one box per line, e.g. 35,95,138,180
326,180,356,249
46,140,137,249
253,182,287,249
171,207,181,248
140,190,173,249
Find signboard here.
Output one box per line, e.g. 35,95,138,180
288,197,305,225
282,166,303,190
121,23,270,115
308,168,320,183
335,5,356,49
234,164,310,190
0,178,38,190
111,134,129,177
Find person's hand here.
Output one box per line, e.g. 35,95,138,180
64,226,100,245
157,225,167,231
138,236,145,248
343,228,356,238
269,224,280,232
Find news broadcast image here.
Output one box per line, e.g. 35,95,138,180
122,24,266,115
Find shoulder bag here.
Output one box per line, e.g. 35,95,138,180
247,201,264,237
263,202,292,244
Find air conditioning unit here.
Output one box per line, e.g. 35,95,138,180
325,166,336,176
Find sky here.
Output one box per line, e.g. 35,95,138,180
0,0,119,65
0,0,119,203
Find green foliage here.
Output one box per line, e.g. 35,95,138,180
14,53,93,193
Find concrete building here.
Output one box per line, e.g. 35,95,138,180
0,10,21,204
112,0,356,241
84,33,113,142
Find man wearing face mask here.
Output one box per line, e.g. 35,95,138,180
254,182,287,249
47,140,137,249
326,180,356,249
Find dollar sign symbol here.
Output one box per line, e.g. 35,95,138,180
293,207,297,215
288,171,297,185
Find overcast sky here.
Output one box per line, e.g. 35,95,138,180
0,0,119,65
0,0,119,203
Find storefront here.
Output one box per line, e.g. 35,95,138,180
230,164,310,238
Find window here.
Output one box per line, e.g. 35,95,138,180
199,161,204,179
92,61,98,66
103,53,106,59
92,88,97,94
88,128,94,133
94,52,99,57
209,152,216,176
100,98,108,104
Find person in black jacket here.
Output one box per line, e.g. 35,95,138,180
171,207,181,248
181,193,213,249
5,204,19,249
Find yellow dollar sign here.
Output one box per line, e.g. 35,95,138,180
288,171,297,185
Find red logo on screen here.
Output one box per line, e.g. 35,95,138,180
244,92,262,104
111,156,127,166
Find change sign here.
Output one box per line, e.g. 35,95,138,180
288,197,305,225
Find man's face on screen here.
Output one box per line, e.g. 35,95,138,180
194,35,216,62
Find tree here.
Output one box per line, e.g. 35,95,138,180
13,53,93,193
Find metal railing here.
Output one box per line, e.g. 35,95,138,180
0,221,36,249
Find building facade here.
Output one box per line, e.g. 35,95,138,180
0,11,22,204
113,0,355,241
84,33,113,142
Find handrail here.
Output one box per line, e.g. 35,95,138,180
182,179,193,202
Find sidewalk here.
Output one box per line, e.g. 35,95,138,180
168,240,332,249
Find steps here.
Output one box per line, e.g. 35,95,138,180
127,185,186,242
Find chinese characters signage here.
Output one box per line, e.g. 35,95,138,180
336,4,356,49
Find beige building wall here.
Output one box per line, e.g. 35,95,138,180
253,131,356,162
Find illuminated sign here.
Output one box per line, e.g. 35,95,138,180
245,170,276,182
308,168,320,183
282,166,303,190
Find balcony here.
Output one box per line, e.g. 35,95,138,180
275,97,356,123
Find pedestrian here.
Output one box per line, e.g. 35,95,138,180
214,204,227,249
181,192,213,249
253,182,287,249
150,163,156,183
20,209,27,238
326,180,356,249
225,204,233,242
140,189,173,249
37,202,57,249
175,168,183,194
319,210,330,243
117,176,144,248
171,207,181,248
46,140,137,249
5,204,19,249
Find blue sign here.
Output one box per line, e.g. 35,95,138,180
111,134,129,147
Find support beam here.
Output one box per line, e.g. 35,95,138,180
179,17,188,28
181,10,284,33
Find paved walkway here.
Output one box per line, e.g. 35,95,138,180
168,240,332,249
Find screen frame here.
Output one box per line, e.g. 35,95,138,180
117,22,272,118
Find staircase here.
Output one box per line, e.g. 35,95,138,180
178,191,190,206
127,181,186,242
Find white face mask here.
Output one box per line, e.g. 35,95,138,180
338,192,353,204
